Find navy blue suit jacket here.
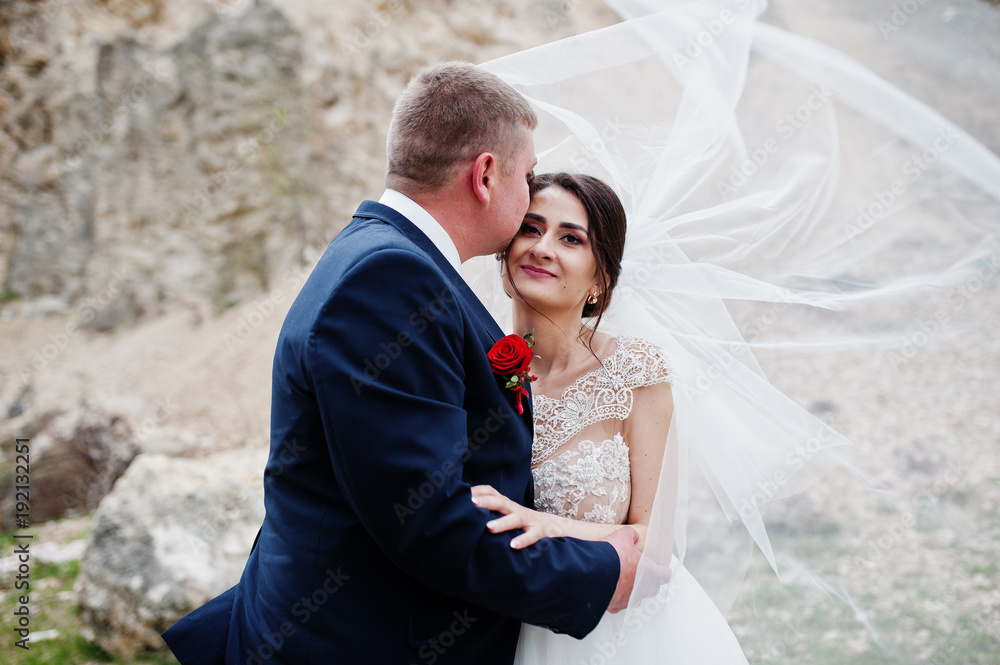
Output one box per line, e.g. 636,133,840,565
163,201,619,665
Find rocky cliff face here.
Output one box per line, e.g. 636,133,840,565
1,0,615,316
5,3,309,323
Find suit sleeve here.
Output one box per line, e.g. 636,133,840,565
308,248,619,637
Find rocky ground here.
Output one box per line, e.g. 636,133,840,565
0,1,998,664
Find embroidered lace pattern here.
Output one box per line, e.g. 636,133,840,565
531,335,674,525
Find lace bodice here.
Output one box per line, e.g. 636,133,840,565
531,335,674,525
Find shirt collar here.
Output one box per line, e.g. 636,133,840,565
378,189,462,273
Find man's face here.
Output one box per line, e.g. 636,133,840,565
491,126,537,252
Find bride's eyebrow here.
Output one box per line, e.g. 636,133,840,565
524,213,587,234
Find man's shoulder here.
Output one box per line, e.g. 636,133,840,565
322,213,432,273
301,214,446,305
333,212,412,255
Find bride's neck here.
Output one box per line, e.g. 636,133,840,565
512,302,595,378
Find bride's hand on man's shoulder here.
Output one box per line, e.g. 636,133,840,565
470,485,564,549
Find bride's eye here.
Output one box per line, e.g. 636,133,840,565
519,222,541,235
562,233,584,245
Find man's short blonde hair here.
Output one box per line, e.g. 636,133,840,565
385,62,537,194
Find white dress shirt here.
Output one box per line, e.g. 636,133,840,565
378,189,462,274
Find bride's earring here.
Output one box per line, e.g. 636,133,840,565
587,293,598,304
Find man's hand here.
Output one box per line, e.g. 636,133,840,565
603,526,642,613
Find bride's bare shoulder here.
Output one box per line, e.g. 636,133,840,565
585,330,618,358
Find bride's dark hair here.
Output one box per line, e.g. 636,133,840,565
498,172,627,339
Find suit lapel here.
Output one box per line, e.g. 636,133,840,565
352,201,533,427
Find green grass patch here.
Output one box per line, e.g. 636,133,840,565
0,548,176,665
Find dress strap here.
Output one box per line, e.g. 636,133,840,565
531,336,674,465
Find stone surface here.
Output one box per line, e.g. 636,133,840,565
2,1,310,313
0,405,136,529
0,0,613,317
74,450,265,657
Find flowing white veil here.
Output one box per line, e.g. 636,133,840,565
464,0,999,658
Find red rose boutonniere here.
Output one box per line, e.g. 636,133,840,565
488,331,537,415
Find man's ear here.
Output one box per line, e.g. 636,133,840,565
471,152,495,206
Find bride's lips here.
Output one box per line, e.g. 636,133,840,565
521,265,556,278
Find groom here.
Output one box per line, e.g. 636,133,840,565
163,62,640,665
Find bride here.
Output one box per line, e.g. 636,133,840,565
472,172,749,663
463,0,1000,662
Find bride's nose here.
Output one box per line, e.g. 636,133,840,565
530,234,554,261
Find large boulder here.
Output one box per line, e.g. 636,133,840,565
75,449,265,656
0,405,137,530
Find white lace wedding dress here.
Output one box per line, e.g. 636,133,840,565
514,335,749,665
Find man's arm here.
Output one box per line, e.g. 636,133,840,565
309,248,621,636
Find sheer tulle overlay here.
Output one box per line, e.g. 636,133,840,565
462,0,1000,662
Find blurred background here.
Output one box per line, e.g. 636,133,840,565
0,0,997,663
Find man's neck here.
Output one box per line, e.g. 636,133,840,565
406,186,479,264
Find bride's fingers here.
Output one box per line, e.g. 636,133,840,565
471,493,514,514
470,485,501,499
486,512,526,534
509,528,544,550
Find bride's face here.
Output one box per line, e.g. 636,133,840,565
504,186,601,316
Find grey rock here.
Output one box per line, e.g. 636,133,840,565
75,451,264,657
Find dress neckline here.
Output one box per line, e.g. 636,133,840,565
533,335,627,405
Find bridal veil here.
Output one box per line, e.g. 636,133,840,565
463,0,999,660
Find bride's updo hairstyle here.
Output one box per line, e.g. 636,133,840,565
500,172,627,330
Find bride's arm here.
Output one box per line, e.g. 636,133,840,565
472,381,674,553
624,380,675,556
